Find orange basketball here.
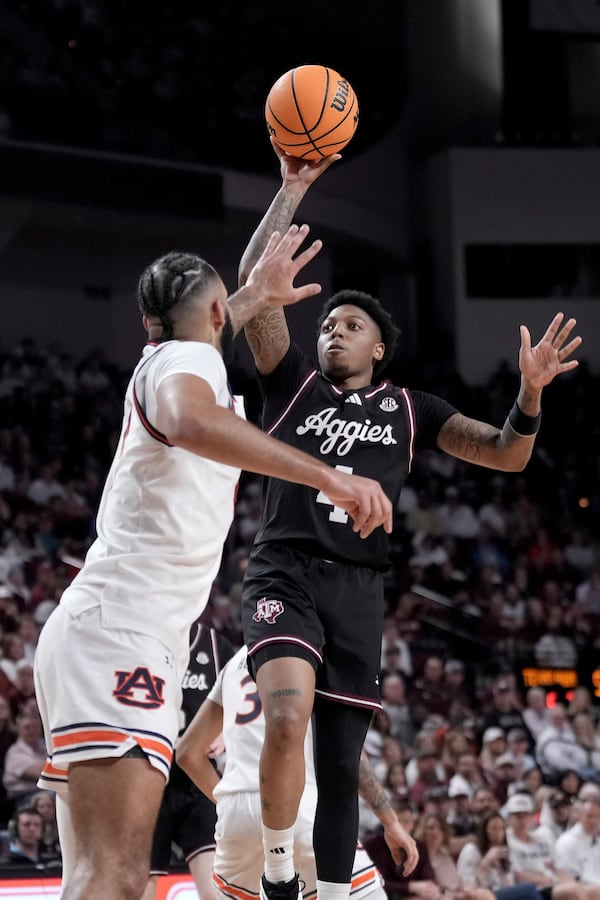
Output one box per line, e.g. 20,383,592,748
265,65,359,160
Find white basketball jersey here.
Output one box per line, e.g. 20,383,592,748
61,341,245,655
210,646,316,800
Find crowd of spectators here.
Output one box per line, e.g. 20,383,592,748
0,334,597,887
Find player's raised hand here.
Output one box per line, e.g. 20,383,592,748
320,469,393,539
245,223,322,308
271,136,341,187
519,312,582,389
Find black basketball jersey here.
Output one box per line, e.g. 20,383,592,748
180,623,234,732
169,623,234,787
253,343,457,569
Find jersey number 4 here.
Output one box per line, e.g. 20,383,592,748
316,465,353,524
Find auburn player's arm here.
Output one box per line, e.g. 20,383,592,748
177,698,223,803
437,313,581,472
155,374,392,538
239,141,338,375
227,224,322,340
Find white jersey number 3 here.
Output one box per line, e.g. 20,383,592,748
316,465,353,524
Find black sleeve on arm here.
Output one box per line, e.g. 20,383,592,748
410,390,458,454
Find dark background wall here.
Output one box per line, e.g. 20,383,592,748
0,0,599,384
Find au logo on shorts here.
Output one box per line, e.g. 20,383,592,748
252,597,284,625
113,666,166,709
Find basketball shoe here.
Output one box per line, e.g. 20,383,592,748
260,874,303,900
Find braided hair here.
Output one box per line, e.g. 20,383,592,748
316,289,401,378
137,251,220,341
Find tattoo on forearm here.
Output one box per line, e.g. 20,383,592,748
244,192,302,267
245,310,289,363
359,755,392,813
269,688,302,699
442,418,487,462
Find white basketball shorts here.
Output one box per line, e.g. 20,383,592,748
34,602,184,794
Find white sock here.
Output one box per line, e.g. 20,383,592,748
262,823,296,884
316,880,351,900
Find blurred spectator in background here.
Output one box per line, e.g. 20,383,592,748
9,661,37,719
522,689,552,742
553,796,600,889
477,479,510,540
449,753,486,799
563,529,597,578
491,755,519,806
30,790,61,865
533,607,578,668
408,656,450,727
479,729,507,783
504,729,537,781
442,662,474,720
567,686,596,722
521,766,544,799
571,713,600,770
373,736,405,783
574,566,600,619
384,762,409,805
532,789,573,844
483,681,531,744
438,486,480,543
0,806,44,867
471,787,501,828
447,778,477,852
457,810,543,900
505,792,581,900
2,713,45,809
408,749,447,812
0,634,26,685
440,729,470,772
404,486,444,541
557,769,584,803
381,672,417,749
381,619,413,679
415,811,494,900
535,705,589,781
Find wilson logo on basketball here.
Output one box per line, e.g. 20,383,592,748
113,666,165,709
330,79,350,112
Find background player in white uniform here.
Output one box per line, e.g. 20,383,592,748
177,645,418,900
33,228,394,900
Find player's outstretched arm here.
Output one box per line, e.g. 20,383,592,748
156,375,392,539
176,699,224,803
239,140,340,376
436,313,582,472
358,751,419,875
227,224,322,337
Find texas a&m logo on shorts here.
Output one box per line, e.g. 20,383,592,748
252,597,284,625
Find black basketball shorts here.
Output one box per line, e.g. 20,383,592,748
150,769,217,873
241,542,385,710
